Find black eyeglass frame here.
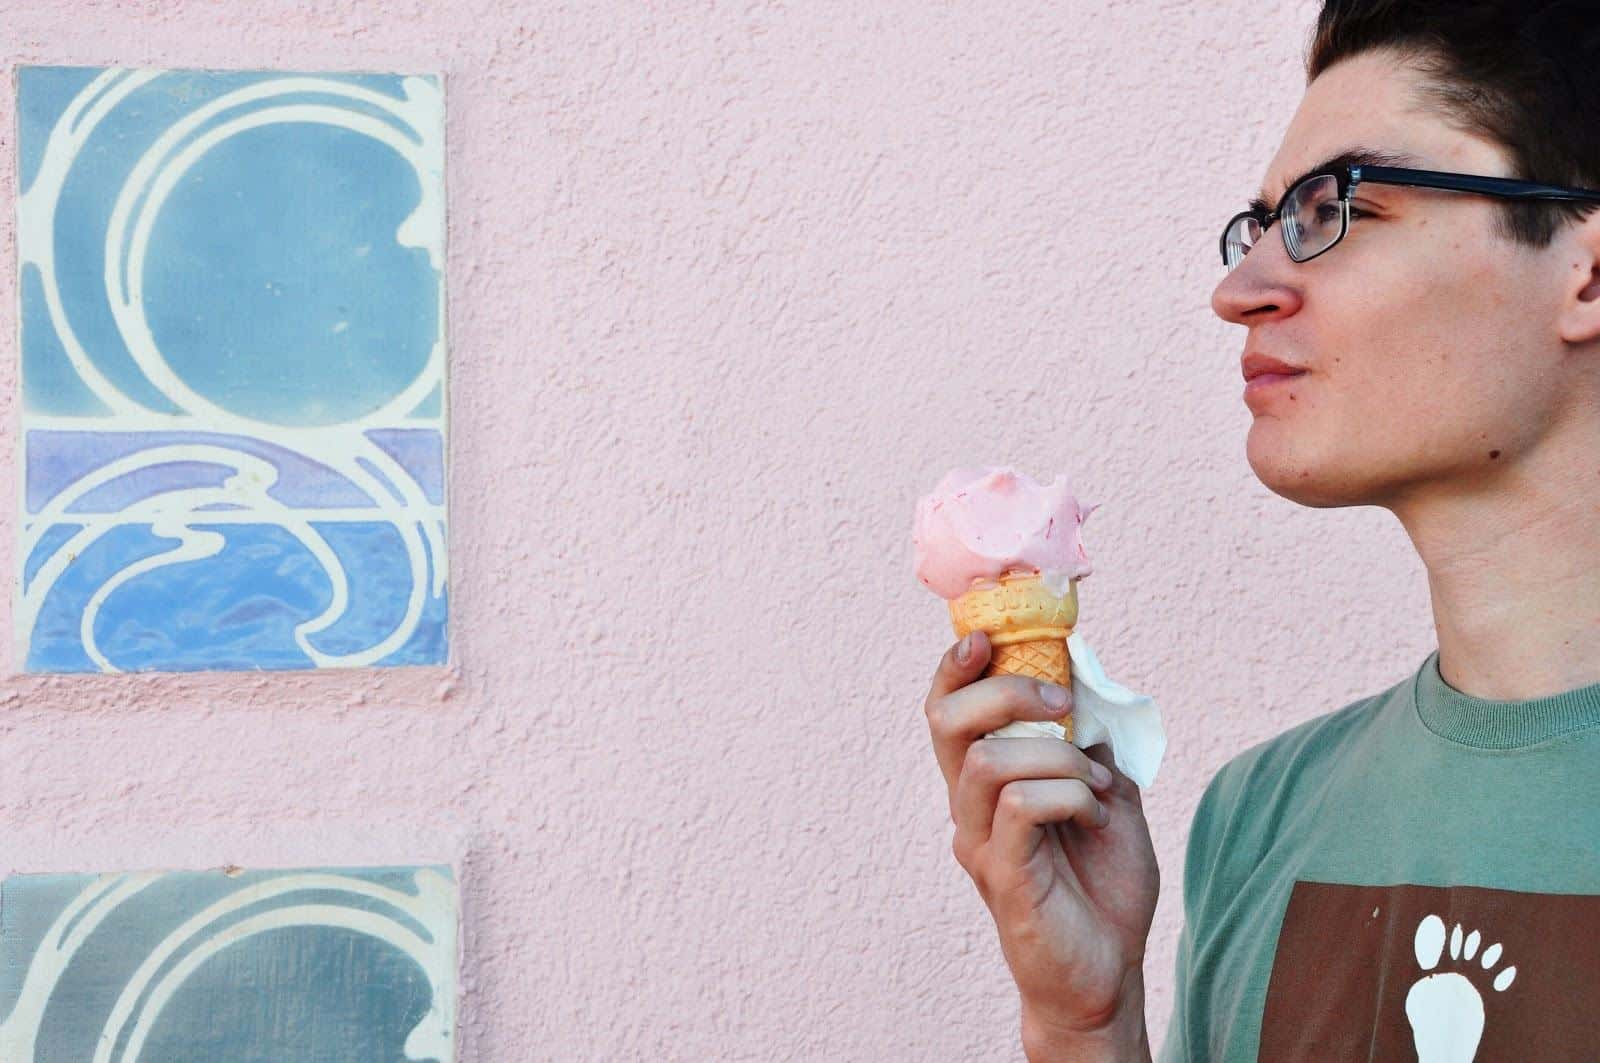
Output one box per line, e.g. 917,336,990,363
1219,163,1600,268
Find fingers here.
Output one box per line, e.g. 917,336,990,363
954,734,1113,844
931,674,1074,801
925,632,1075,799
924,629,995,792
990,777,1107,867
1082,742,1145,808
926,629,991,704
940,671,1076,739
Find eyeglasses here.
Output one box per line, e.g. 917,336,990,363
1220,164,1600,271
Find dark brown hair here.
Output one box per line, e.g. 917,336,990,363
1308,0,1600,246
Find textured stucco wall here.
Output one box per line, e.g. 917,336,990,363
0,1,1442,1058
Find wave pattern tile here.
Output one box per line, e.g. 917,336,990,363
16,66,448,672
0,865,458,1061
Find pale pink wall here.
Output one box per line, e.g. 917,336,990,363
0,1,1442,1058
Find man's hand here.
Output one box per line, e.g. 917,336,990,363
925,629,1159,1060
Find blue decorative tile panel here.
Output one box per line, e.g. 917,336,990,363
16,67,448,671
0,865,457,1061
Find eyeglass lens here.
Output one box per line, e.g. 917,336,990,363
1224,173,1344,270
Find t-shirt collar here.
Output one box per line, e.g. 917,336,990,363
1413,649,1600,749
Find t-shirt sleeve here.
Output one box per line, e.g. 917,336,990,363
1156,917,1198,1062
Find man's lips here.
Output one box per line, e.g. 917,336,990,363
1245,371,1306,386
1243,369,1308,404
1241,352,1308,381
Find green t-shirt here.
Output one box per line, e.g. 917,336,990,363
1158,649,1600,1061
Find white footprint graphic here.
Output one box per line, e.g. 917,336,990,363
1405,914,1517,1062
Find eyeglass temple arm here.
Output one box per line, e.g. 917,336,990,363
1355,164,1600,204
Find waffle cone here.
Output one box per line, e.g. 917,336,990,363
948,571,1076,741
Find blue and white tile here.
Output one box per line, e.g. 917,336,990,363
0,864,457,1061
16,66,448,672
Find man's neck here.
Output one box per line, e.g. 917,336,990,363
1390,423,1600,702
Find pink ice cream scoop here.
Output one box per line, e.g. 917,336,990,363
912,466,1098,599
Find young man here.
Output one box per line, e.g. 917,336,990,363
923,1,1600,1059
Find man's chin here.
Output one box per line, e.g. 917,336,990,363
1245,434,1366,509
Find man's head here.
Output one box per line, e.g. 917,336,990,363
1211,1,1600,511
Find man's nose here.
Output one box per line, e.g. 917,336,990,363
1211,237,1304,324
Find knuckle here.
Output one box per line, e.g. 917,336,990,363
950,831,970,868
997,781,1030,817
1008,675,1042,707
952,835,989,894
963,741,998,781
979,675,1028,716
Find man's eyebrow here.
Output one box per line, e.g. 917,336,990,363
1248,147,1423,215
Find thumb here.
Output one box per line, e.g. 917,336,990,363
956,628,990,668
932,629,991,701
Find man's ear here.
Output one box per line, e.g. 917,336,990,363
1557,210,1600,344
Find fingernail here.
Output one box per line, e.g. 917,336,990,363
956,634,972,665
1091,762,1113,787
1040,684,1069,711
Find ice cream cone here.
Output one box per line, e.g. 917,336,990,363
948,570,1076,741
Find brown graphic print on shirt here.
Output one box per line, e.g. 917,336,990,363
1259,881,1600,1061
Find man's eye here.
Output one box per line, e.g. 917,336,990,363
1312,203,1373,223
